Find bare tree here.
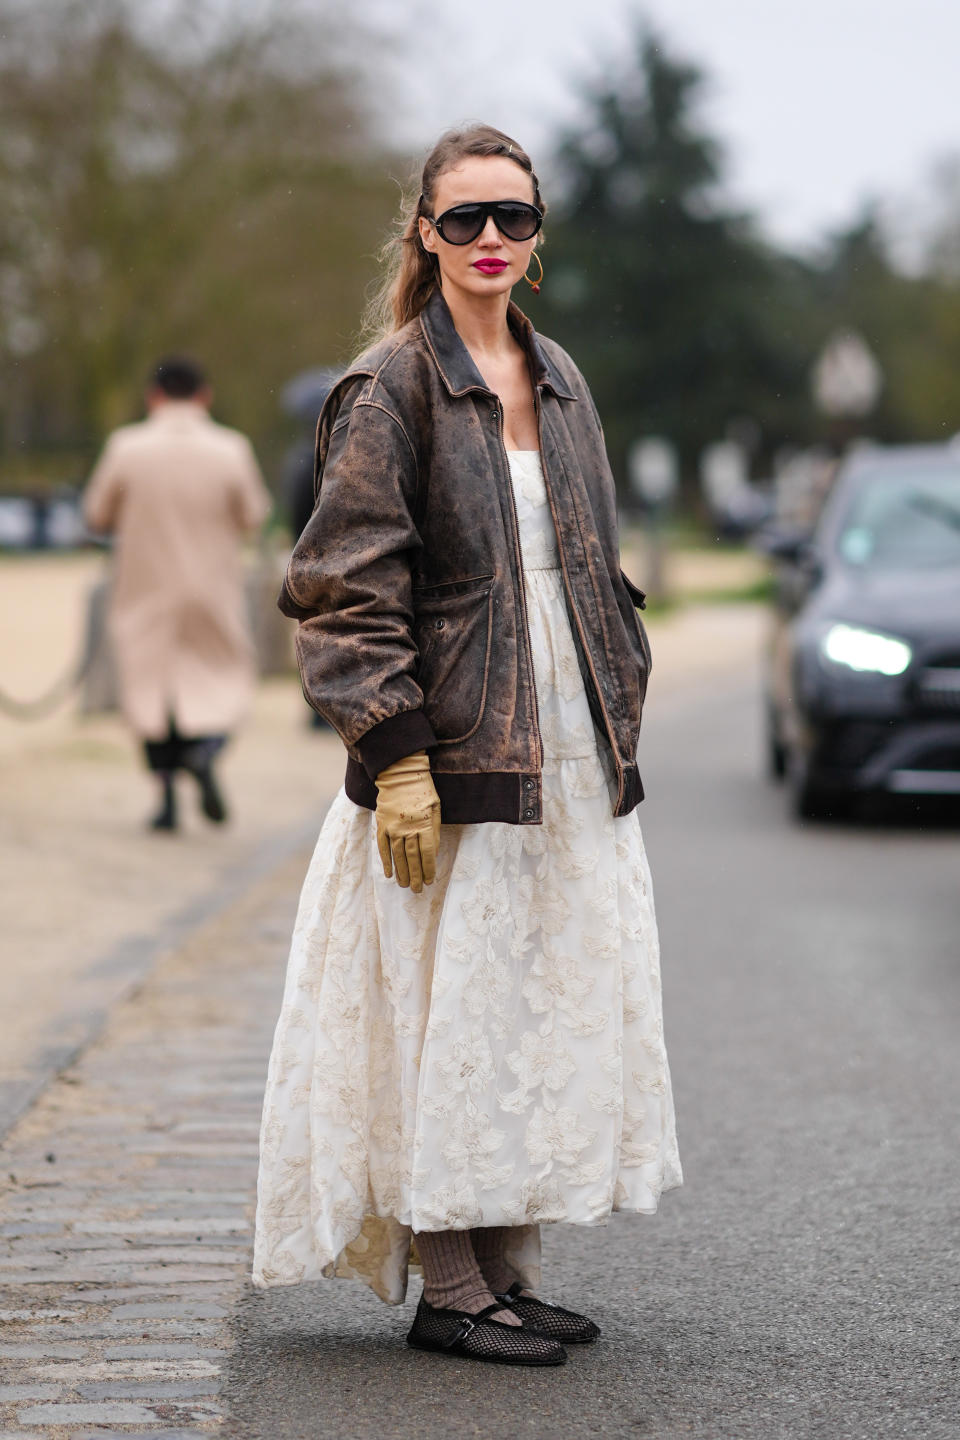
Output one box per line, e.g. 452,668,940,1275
0,0,396,484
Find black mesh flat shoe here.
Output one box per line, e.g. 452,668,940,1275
494,1283,601,1344
406,1296,566,1366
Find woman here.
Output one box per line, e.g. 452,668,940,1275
254,125,681,1367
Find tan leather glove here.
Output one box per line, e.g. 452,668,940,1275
375,750,441,893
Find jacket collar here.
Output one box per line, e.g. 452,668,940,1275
420,287,578,402
148,400,210,426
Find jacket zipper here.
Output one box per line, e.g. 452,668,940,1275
535,406,627,811
493,401,543,775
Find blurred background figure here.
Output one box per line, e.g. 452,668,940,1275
279,367,341,543
278,367,341,731
82,357,271,831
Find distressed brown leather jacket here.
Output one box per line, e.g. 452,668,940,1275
279,288,652,824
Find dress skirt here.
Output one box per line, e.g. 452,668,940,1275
253,452,682,1304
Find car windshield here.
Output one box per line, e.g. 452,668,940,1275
835,464,960,570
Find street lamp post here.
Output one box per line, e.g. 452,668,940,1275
628,436,679,603
811,330,883,451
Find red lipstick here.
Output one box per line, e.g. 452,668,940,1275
473,259,508,274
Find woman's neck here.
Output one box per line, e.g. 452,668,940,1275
438,282,516,365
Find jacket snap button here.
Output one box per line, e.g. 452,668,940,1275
523,779,535,791
435,618,445,630
523,807,535,820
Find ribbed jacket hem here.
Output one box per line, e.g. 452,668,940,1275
343,758,642,824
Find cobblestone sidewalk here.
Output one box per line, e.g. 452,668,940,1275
0,849,306,1438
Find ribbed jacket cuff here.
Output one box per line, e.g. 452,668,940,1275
277,576,315,621
356,710,438,781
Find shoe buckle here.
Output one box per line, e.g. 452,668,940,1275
453,1317,475,1344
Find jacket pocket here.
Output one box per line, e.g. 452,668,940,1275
413,573,494,745
620,569,652,674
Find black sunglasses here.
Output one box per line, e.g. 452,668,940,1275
428,200,543,246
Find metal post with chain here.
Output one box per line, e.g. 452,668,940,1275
0,600,101,721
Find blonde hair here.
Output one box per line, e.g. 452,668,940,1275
362,124,545,344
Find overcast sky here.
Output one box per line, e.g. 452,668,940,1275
377,0,959,253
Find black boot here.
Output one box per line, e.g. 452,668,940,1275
149,773,178,831
183,741,228,824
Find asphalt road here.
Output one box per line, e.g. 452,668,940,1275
225,671,960,1440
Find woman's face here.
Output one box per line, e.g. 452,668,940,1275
419,155,538,305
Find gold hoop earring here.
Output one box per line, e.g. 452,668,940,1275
523,250,543,294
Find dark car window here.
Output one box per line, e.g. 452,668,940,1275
836,465,960,570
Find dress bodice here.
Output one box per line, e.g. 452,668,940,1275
507,451,560,573
506,451,600,763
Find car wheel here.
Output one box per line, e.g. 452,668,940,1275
766,705,787,781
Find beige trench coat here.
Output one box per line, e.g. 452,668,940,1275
83,402,271,740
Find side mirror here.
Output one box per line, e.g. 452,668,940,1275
755,527,814,564
756,528,824,600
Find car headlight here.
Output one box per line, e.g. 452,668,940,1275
820,623,912,676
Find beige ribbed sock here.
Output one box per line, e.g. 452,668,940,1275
471,1225,532,1296
415,1230,520,1324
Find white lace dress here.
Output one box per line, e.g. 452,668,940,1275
253,451,681,1304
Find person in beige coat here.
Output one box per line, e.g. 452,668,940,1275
83,356,271,830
